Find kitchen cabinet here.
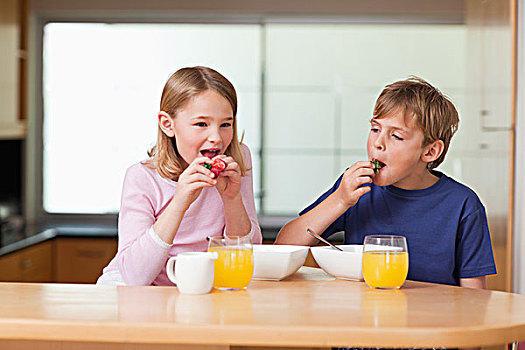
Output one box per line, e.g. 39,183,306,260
0,241,53,282
0,0,25,139
0,237,117,283
54,237,117,283
464,0,513,292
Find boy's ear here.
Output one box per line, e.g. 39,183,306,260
421,139,445,164
158,111,175,137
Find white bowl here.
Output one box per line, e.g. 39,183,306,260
310,245,364,281
252,245,310,281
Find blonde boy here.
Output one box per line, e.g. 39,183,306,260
276,77,496,288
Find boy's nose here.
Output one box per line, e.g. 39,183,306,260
374,135,386,151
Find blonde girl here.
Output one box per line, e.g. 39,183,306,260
97,66,262,286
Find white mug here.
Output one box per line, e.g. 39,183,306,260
166,252,218,294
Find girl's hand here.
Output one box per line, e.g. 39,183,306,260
211,155,242,201
336,161,375,208
172,156,217,212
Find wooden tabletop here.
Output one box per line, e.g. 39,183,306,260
1,267,525,349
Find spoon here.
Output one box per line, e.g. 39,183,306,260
306,228,343,251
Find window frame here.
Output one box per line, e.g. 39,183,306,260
25,5,464,227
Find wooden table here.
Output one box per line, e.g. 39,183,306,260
1,267,525,350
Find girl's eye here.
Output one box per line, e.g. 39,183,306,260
371,127,380,133
221,122,232,127
392,134,404,141
194,122,207,127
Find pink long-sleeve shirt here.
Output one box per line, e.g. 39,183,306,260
100,144,262,286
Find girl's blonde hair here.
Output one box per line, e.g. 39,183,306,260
145,66,247,180
373,76,459,170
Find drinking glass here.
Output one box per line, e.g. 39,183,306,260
207,235,253,290
362,235,409,289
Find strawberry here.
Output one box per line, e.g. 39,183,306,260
204,158,227,178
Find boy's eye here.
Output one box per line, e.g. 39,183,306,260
392,134,404,141
194,122,207,127
221,122,232,127
371,127,380,133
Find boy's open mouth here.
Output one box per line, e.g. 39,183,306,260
371,158,386,174
200,149,220,159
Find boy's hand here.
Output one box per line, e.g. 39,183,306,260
336,161,375,208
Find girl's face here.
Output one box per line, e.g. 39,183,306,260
366,112,430,190
171,90,234,165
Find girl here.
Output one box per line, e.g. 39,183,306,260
97,66,262,286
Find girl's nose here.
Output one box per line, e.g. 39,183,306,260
207,126,221,143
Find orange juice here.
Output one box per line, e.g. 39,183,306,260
208,246,253,289
362,251,409,289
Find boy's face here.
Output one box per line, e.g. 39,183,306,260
366,111,430,189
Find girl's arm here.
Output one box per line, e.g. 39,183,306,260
113,164,172,285
222,195,251,237
153,156,217,244
219,145,261,242
114,158,216,285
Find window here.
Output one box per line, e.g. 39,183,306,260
262,24,468,214
44,22,501,218
43,23,262,213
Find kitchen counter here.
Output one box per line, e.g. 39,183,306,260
0,267,524,349
0,224,117,256
0,216,343,258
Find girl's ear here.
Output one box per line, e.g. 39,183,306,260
421,139,444,164
158,111,175,137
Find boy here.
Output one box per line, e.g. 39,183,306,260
275,77,496,288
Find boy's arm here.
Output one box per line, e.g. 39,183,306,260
460,276,486,350
460,276,487,289
275,191,351,245
275,161,374,245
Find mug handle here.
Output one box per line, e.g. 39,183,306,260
166,256,178,284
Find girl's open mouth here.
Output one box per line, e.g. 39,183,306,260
200,149,220,159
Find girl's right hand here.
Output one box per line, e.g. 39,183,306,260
172,156,217,212
335,161,375,208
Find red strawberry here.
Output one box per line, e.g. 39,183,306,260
204,159,227,178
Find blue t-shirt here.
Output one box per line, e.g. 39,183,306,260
300,171,496,286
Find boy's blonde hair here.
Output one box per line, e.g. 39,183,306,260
373,77,459,170
145,66,247,180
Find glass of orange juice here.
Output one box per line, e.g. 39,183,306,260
362,235,409,289
207,235,253,290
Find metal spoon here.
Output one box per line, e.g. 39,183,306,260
306,228,343,251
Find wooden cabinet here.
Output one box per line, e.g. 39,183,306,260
465,0,513,292
0,241,53,282
0,0,25,139
0,237,117,283
54,237,117,283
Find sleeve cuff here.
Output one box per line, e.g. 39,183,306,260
148,226,173,249
223,224,254,239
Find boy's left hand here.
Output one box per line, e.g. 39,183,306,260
211,155,242,200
